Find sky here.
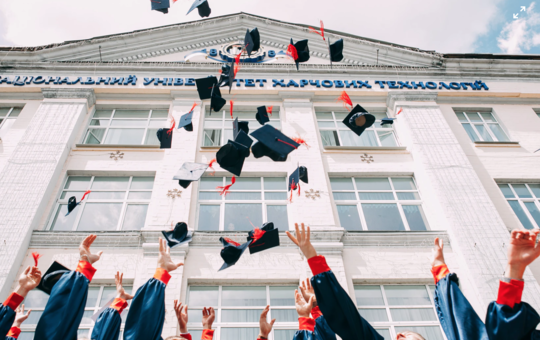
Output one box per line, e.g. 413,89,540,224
0,0,537,54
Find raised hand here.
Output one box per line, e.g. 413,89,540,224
258,305,276,339
79,234,103,264
299,279,317,307
174,300,188,334
202,307,215,330
115,272,134,301
295,289,314,318
286,223,317,259
15,266,42,298
13,304,32,328
431,237,446,267
506,229,540,280
158,238,184,272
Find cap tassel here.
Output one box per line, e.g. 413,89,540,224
208,158,216,176
234,51,242,78
32,252,42,267
289,179,298,203
396,108,403,115
308,20,325,41
81,190,91,202
252,228,266,242
267,106,273,116
337,91,353,110
217,176,236,196
286,44,298,61
167,117,176,136
230,100,234,119
277,139,298,149
293,137,310,150
224,237,241,247
189,102,198,113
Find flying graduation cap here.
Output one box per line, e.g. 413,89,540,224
244,28,260,57
66,190,91,216
233,118,249,136
343,105,376,137
178,103,198,132
187,0,211,17
219,237,252,271
151,0,170,14
218,64,232,88
195,77,226,113
380,118,396,126
37,261,71,295
157,127,173,148
289,166,308,201
255,106,272,125
216,141,248,176
247,222,280,254
328,38,344,63
173,162,209,189
233,118,253,155
211,84,226,112
162,222,193,248
287,39,310,71
251,124,300,162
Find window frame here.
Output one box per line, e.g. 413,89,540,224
499,183,540,229
331,177,429,231
455,110,509,142
47,175,154,231
0,106,22,133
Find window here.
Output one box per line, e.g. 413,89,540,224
316,110,397,147
498,183,540,229
355,284,443,340
83,109,168,145
197,177,289,231
455,110,509,142
203,106,281,147
0,107,22,136
19,284,132,340
187,285,297,340
330,177,429,231
534,109,540,119
49,176,154,231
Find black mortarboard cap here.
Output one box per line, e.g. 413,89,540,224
250,125,300,161
247,222,280,254
211,84,226,112
342,105,376,136
156,128,173,149
255,106,270,125
233,118,250,138
178,111,194,132
162,222,192,248
67,196,78,215
37,261,70,295
252,142,286,162
216,141,247,176
291,39,310,70
187,0,211,17
218,64,231,88
289,166,308,191
151,0,170,14
173,162,209,188
195,77,218,100
219,237,252,271
234,131,253,157
244,28,260,57
329,38,344,62
380,118,396,126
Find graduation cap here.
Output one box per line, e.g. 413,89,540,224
187,0,211,17
289,166,308,191
287,39,310,70
244,28,260,57
178,103,198,132
162,222,193,248
247,222,280,254
66,190,91,216
328,38,344,63
195,77,218,100
219,237,252,271
36,261,70,295
156,128,173,148
233,118,249,137
380,118,395,126
173,162,209,188
342,104,376,137
216,141,247,176
256,106,270,125
233,118,254,154
211,84,226,112
218,64,232,88
151,0,170,14
250,125,300,162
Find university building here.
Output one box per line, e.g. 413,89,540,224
0,12,539,340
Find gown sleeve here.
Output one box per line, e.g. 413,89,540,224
308,255,384,340
5,326,21,340
90,298,128,340
34,261,97,340
292,317,316,340
431,265,489,340
123,268,171,340
311,306,337,340
0,293,23,339
485,279,540,340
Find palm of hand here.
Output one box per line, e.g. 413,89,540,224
508,238,538,267
158,253,178,271
19,268,40,291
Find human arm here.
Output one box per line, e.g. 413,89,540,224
300,279,337,340
430,237,450,284
257,305,275,340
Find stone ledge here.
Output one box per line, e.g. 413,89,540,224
342,230,450,248
323,146,408,153
41,88,96,107
474,141,520,147
74,144,161,150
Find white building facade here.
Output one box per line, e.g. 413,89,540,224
0,13,540,340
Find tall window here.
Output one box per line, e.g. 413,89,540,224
198,177,288,231
331,177,429,231
455,110,509,142
355,284,443,340
0,107,22,136
187,285,297,340
499,183,540,229
203,107,281,147
83,109,168,145
316,110,397,147
49,176,154,231
19,284,132,340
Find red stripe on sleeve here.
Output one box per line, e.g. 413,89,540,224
310,306,322,319
3,292,23,311
431,264,450,284
7,326,21,338
180,333,192,340
76,261,97,282
299,317,316,331
110,297,128,314
497,279,525,308
202,329,214,340
307,255,331,276
153,268,172,285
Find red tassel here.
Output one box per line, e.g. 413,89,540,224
267,106,273,116
293,137,310,150
167,117,175,136
277,139,298,149
224,238,241,247
337,91,353,110
252,228,266,242
287,44,298,61
298,182,301,196
32,252,42,267
217,176,236,196
189,102,198,113
81,190,91,201
234,51,242,78
289,179,298,203
230,100,234,119
308,20,325,40
396,108,403,115
208,159,216,176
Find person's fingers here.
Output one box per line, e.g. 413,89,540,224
261,307,269,319
516,231,524,240
307,226,311,243
173,300,179,311
177,263,184,268
301,281,306,290
185,305,189,314
294,289,301,304
26,309,31,316
97,251,103,259
210,307,214,315
295,223,300,240
511,229,518,238
301,223,305,242
167,245,171,255
159,238,164,253
270,318,276,327
440,238,444,249
308,295,315,307
285,231,300,246
433,237,438,247
23,266,31,275
21,304,24,313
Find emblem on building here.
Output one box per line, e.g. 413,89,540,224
361,154,374,163
109,151,124,161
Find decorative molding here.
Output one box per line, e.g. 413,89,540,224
305,189,320,200
30,231,144,248
342,231,450,248
167,189,182,199
109,151,124,160
360,154,374,163
386,92,438,110
41,88,96,107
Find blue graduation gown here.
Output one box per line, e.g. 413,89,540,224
314,314,337,340
308,256,383,340
123,269,170,340
91,299,126,340
433,271,489,340
292,317,316,340
34,261,96,340
0,295,19,339
293,330,315,340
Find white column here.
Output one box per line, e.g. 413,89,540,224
0,88,95,299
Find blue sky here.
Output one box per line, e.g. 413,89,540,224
0,0,537,55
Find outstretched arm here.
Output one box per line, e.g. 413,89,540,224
300,279,336,340
430,237,450,284
257,305,275,340
5,304,32,340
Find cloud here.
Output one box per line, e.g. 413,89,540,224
0,0,503,53
497,2,540,54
